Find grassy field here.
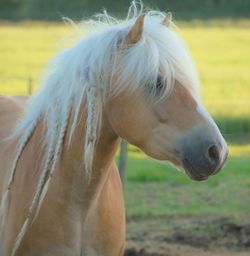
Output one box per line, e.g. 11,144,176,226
124,146,250,216
0,20,250,222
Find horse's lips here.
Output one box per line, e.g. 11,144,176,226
182,158,209,181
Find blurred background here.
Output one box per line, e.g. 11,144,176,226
0,0,250,255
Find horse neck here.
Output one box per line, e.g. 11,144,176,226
55,105,120,214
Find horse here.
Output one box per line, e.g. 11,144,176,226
0,3,228,256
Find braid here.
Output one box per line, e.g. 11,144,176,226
11,105,61,255
84,86,100,177
11,136,56,256
11,105,71,255
8,117,41,190
34,106,71,220
0,117,40,244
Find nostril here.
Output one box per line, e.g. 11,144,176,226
207,145,220,166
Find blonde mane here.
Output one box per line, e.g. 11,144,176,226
0,1,200,255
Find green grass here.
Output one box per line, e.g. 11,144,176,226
122,142,250,217
123,147,250,217
1,20,250,218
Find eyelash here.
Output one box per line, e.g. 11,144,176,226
155,75,164,93
144,75,165,96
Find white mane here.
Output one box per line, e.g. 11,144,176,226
0,2,200,255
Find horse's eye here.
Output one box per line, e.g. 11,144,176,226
156,75,164,93
145,75,165,95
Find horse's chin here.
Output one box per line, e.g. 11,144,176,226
163,161,208,181
147,151,215,182
182,159,210,181
184,168,209,181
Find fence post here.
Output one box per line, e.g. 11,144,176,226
119,140,128,189
28,78,33,95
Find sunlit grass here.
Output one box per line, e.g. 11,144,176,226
181,26,250,120
0,23,71,94
0,21,250,118
229,144,250,157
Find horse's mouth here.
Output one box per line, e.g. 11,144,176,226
182,158,210,181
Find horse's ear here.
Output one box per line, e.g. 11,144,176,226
125,14,145,44
162,12,172,27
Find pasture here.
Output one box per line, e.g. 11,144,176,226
0,20,250,255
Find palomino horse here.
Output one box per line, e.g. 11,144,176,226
0,4,228,256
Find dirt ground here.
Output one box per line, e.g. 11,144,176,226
124,216,250,256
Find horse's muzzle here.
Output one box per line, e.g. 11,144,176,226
180,127,229,181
